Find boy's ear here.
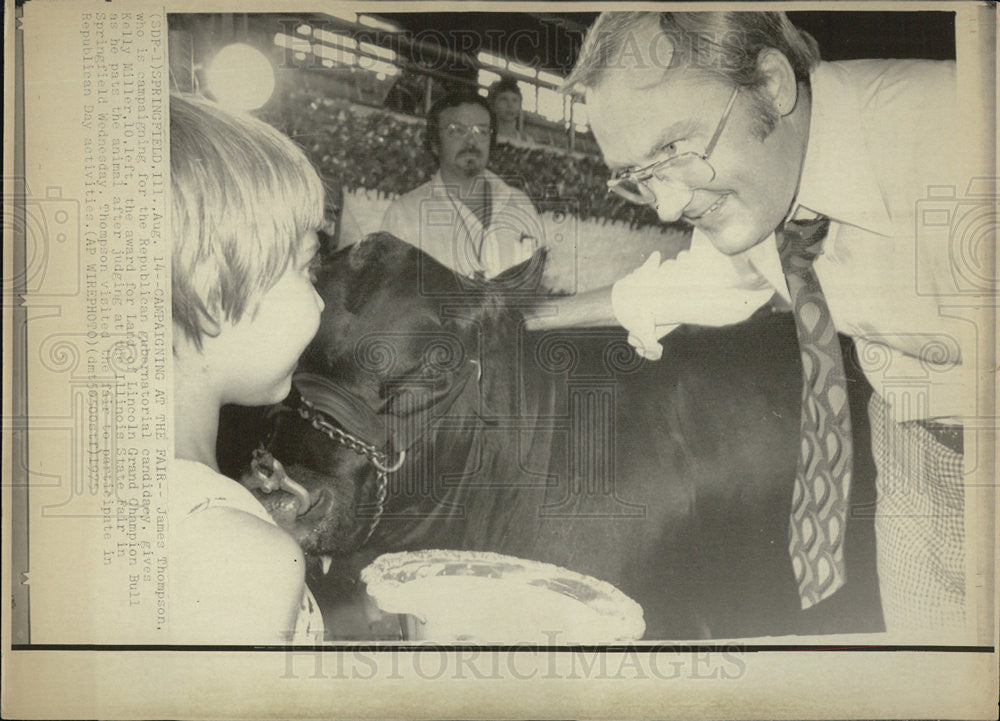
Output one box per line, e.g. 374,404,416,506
172,318,220,358
189,310,223,345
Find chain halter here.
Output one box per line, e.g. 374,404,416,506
286,357,480,546
296,397,406,544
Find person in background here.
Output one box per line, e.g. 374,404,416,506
170,94,327,644
488,77,532,144
381,89,546,279
529,11,981,635
383,65,426,116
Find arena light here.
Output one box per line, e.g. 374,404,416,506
274,32,311,53
325,8,358,24
207,43,276,111
359,41,396,62
367,59,400,78
313,43,356,67
477,69,501,89
517,80,537,113
573,100,589,132
358,14,400,33
537,86,564,123
538,69,563,87
315,28,356,50
477,50,505,69
508,60,536,78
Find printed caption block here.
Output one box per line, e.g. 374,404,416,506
20,6,170,643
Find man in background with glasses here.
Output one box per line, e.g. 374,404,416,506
528,11,987,637
382,89,545,279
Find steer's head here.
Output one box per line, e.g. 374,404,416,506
239,232,546,559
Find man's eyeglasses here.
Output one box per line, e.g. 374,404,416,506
444,122,491,139
607,86,740,206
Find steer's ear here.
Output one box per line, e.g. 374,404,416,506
344,232,416,313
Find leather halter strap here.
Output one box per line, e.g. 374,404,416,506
292,372,388,449
293,358,481,455
258,360,480,544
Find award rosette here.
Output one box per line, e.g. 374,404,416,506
361,549,646,643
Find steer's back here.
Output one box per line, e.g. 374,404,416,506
482,312,881,639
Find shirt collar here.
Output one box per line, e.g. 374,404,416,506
795,62,894,237
431,169,512,204
429,169,515,237
482,169,514,205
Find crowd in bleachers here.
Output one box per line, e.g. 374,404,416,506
259,80,664,231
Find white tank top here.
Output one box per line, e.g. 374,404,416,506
170,457,325,644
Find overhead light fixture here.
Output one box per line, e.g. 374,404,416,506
477,50,505,69
315,28,356,50
366,59,399,77
477,69,502,88
274,32,311,53
325,8,358,24
313,43,356,67
538,69,564,87
359,41,396,62
358,14,400,33
207,43,276,111
508,60,536,78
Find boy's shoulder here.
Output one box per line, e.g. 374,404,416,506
169,458,305,583
170,506,306,644
170,457,269,520
176,505,304,576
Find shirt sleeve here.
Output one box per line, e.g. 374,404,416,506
611,231,775,360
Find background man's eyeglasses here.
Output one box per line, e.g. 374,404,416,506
607,86,740,206
444,122,491,139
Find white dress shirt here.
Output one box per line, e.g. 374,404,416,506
381,169,546,279
611,59,978,421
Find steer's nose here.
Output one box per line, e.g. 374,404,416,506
244,449,313,516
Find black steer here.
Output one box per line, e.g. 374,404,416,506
219,233,883,640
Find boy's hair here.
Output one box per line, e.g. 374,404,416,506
170,93,324,349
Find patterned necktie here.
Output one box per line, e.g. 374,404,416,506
779,215,853,609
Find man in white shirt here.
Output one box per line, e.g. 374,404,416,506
531,11,989,635
381,89,545,279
